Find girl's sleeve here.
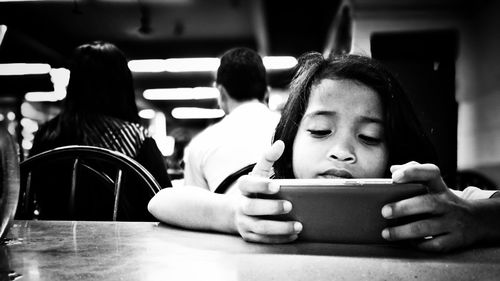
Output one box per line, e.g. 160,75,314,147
450,186,499,200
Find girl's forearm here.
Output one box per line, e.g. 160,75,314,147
147,186,238,234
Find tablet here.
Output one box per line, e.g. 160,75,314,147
255,179,427,244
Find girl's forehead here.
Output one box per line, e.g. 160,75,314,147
307,79,383,116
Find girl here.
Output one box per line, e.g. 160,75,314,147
149,53,500,252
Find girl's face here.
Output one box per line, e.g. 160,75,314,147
292,79,388,179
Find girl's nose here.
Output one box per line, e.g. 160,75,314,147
327,137,356,163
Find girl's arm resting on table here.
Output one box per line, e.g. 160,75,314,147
148,141,301,244
147,186,238,234
147,180,300,243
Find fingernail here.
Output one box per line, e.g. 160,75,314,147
294,222,303,233
268,182,279,193
381,228,390,240
381,205,392,218
282,201,292,212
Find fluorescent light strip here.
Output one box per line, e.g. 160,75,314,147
128,59,166,72
263,56,297,70
165,58,221,72
139,109,156,119
0,63,51,75
128,56,297,73
25,91,65,102
144,87,219,100
171,107,225,119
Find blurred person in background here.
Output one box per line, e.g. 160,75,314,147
182,47,280,193
29,41,171,220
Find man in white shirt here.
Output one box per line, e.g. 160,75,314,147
183,47,280,193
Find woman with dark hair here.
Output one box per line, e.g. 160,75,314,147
30,41,171,220
149,53,500,252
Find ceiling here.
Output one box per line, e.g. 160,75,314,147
0,0,341,132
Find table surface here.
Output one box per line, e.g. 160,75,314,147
1,220,500,281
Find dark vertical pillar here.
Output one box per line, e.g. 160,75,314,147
371,30,458,187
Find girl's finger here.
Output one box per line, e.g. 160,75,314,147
382,218,448,241
391,164,448,193
250,140,285,178
416,233,463,253
239,197,292,216
381,193,447,219
389,161,420,173
237,175,275,195
241,232,299,244
248,218,302,236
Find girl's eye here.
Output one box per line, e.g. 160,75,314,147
307,130,331,137
359,135,382,145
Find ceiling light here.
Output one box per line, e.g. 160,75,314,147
25,91,65,102
128,59,165,72
143,87,219,100
171,107,225,119
263,56,298,70
0,63,51,75
128,56,297,73
139,109,156,119
164,58,221,72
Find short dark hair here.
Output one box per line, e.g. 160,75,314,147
63,41,139,123
216,47,267,101
273,53,438,178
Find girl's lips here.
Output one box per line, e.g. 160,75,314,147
318,168,353,179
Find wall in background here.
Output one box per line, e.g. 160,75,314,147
341,0,500,186
457,0,500,184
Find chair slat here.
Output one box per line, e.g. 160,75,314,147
69,158,80,217
113,169,123,221
24,171,33,218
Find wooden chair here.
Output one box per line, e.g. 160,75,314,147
214,163,255,194
18,145,162,221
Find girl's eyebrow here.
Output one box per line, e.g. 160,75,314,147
357,116,384,125
303,110,336,119
303,110,383,124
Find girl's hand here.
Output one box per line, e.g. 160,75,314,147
234,140,303,243
381,161,483,252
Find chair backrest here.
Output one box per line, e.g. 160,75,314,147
214,163,255,194
18,145,162,221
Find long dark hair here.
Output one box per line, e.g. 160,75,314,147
62,41,139,123
31,41,140,153
273,53,438,178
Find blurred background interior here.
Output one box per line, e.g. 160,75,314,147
0,0,499,186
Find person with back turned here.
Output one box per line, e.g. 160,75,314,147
182,47,279,194
29,41,171,221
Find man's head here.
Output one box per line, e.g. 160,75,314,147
216,47,267,109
